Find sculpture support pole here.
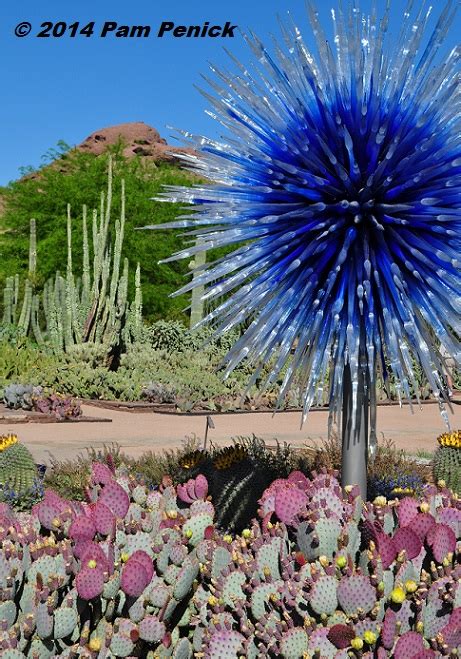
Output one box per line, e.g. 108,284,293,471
341,362,368,498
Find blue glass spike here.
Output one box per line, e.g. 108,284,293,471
142,1,461,433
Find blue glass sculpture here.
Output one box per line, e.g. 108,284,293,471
145,1,461,494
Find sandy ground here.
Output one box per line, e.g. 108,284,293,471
4,398,461,464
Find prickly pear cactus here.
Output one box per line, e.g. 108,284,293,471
0,446,460,657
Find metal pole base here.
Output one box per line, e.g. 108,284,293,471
341,363,368,498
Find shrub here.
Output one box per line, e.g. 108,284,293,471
308,434,428,498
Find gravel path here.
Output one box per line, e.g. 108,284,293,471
4,397,461,464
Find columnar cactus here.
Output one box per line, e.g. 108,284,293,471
1,158,143,355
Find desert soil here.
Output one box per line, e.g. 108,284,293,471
5,397,461,464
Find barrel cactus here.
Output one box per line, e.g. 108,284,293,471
178,442,292,532
0,433,39,501
433,430,461,495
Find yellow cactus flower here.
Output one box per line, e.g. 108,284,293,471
363,630,377,645
390,586,406,604
351,637,364,650
437,430,461,448
336,556,347,569
405,580,418,593
241,529,251,539
373,496,387,507
88,638,102,652
0,434,19,452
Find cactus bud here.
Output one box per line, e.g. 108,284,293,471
363,631,377,645
390,586,406,604
336,556,347,569
89,638,102,652
405,579,418,593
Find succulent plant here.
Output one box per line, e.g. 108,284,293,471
149,320,187,352
0,434,39,501
33,391,82,420
141,381,177,404
0,457,219,657
3,383,42,410
433,430,461,495
177,441,300,533
0,442,461,657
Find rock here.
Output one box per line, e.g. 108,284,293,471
78,121,195,164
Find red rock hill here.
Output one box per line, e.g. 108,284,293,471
78,122,194,163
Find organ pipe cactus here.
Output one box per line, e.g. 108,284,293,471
1,158,143,358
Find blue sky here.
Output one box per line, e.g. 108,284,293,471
1,0,459,185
